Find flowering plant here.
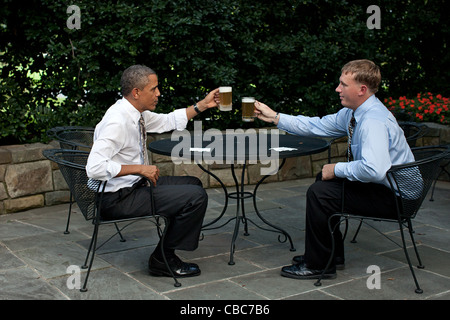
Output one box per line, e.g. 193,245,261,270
384,93,449,125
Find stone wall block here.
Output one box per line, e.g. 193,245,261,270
2,143,51,163
279,156,312,181
0,183,8,200
3,195,44,213
209,168,246,187
0,164,6,182
247,163,279,185
5,161,53,198
0,148,12,165
45,190,71,206
53,170,69,191
155,161,174,178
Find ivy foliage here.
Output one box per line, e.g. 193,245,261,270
1,0,448,144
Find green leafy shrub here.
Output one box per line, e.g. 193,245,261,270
1,0,448,144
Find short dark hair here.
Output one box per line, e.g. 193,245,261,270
120,65,156,96
341,59,381,93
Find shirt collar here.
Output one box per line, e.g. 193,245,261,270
121,97,142,124
353,94,377,123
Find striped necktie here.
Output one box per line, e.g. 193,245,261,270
139,114,149,166
347,113,356,162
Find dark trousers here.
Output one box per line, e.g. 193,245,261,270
304,174,397,269
99,176,208,252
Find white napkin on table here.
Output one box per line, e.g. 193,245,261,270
269,147,298,152
190,147,211,152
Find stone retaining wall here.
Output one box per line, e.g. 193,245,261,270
0,123,448,214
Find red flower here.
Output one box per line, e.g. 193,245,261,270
386,93,449,124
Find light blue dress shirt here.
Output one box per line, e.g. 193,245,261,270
277,94,415,188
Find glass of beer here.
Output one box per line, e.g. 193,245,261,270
241,97,256,122
219,86,232,111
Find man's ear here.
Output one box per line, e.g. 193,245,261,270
359,84,368,96
132,88,140,99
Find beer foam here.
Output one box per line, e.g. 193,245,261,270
242,97,255,103
219,86,232,92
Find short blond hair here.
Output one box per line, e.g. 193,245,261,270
341,59,381,93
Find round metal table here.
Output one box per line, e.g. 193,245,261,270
149,132,330,265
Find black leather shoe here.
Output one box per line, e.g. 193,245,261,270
292,255,345,270
281,261,336,280
148,254,201,278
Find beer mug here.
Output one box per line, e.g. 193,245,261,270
219,87,232,111
241,97,256,122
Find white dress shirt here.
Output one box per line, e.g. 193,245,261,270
277,94,415,188
86,98,187,192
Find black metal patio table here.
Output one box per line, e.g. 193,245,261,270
149,132,330,265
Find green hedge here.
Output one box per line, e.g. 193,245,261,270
1,0,449,144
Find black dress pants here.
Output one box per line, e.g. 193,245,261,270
99,176,208,252
304,174,397,269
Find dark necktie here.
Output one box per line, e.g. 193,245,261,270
139,114,149,166
347,113,356,162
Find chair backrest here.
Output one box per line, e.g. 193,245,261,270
387,146,448,219
47,126,94,150
42,149,104,221
398,121,428,147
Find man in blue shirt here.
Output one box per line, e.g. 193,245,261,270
255,59,414,280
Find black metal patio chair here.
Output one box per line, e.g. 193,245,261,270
42,149,181,291
47,126,94,234
398,121,428,147
326,122,429,245
429,144,450,201
47,126,94,150
314,145,448,293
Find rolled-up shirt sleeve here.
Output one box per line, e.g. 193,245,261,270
144,108,188,133
278,112,348,138
86,119,126,181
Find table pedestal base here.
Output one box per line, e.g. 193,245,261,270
200,159,296,265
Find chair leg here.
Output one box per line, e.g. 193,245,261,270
342,219,349,241
80,223,100,292
429,177,438,201
398,221,423,294
315,214,343,287
430,166,450,201
407,221,424,269
114,223,126,242
158,216,181,287
64,193,73,234
350,219,363,243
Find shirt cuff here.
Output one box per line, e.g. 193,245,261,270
174,108,188,130
107,161,122,179
334,162,346,178
277,113,285,128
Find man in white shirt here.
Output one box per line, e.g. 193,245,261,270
87,65,219,278
254,59,414,280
